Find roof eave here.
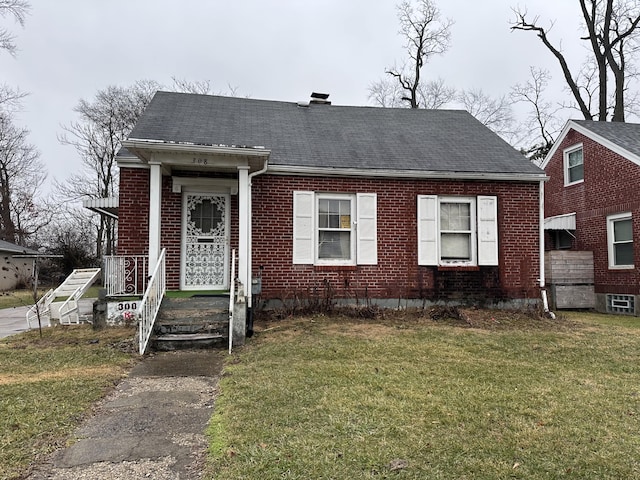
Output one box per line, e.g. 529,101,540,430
267,165,548,182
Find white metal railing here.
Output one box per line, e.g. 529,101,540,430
26,288,55,329
103,255,149,296
138,249,166,355
228,249,236,354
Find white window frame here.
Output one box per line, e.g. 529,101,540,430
438,196,477,266
418,194,498,267
564,144,584,186
293,191,377,266
607,212,634,269
316,193,356,266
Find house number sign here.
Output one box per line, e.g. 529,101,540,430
192,157,209,165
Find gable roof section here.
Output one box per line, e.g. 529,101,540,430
0,240,39,255
126,91,543,179
542,120,640,168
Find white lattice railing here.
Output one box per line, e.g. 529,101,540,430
138,249,166,355
103,255,149,296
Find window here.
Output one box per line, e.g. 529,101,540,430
440,199,473,262
418,195,498,267
554,230,573,250
607,212,633,269
564,145,584,185
317,196,354,262
607,294,635,314
293,191,377,265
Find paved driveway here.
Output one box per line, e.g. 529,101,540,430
0,299,95,339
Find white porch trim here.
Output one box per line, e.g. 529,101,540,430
238,166,250,299
148,162,163,273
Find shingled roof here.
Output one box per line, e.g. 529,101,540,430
571,120,640,159
127,91,543,177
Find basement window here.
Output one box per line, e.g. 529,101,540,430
606,294,635,314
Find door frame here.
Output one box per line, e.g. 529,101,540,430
180,190,231,290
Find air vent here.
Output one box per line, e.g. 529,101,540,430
310,92,331,105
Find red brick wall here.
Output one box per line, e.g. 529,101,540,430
544,129,640,294
119,169,541,302
252,175,541,303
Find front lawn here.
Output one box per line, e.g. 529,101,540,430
0,325,137,479
208,311,640,479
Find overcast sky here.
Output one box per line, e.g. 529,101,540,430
2,0,583,197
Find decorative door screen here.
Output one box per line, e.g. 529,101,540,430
183,193,228,289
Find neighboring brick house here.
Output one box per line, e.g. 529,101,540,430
116,91,546,316
543,120,640,314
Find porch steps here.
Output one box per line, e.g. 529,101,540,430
151,296,229,351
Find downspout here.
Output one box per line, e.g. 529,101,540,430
539,180,556,319
246,157,269,336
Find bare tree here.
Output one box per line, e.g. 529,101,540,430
0,111,48,244
382,0,454,109
511,67,564,162
57,80,159,258
171,77,241,96
368,75,455,108
457,88,517,141
0,0,29,56
511,0,640,121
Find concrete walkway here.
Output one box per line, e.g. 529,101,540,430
0,299,95,339
26,350,224,480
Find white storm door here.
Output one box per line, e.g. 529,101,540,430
181,193,230,290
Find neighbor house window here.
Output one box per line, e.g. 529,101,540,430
418,195,498,267
607,212,633,269
564,144,584,185
293,191,377,266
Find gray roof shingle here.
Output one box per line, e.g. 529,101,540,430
572,120,640,159
0,240,39,255
128,91,543,176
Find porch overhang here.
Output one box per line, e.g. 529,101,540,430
121,139,271,174
544,212,576,230
83,197,119,220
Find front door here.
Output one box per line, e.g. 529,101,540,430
181,192,230,290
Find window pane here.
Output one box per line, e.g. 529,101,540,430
614,219,632,242
567,148,584,183
441,233,471,260
318,231,351,259
615,243,634,266
440,203,470,231
568,149,583,167
568,163,584,183
318,199,351,230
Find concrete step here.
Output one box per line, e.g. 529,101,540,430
150,295,231,351
152,333,226,351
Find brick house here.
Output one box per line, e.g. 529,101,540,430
115,91,546,334
543,120,640,314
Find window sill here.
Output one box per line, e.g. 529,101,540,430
608,265,635,271
314,265,358,272
437,265,480,272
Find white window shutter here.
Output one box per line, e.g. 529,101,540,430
417,195,438,266
356,193,377,265
292,191,314,264
477,195,499,266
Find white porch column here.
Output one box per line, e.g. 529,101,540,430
237,166,250,295
148,162,163,273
